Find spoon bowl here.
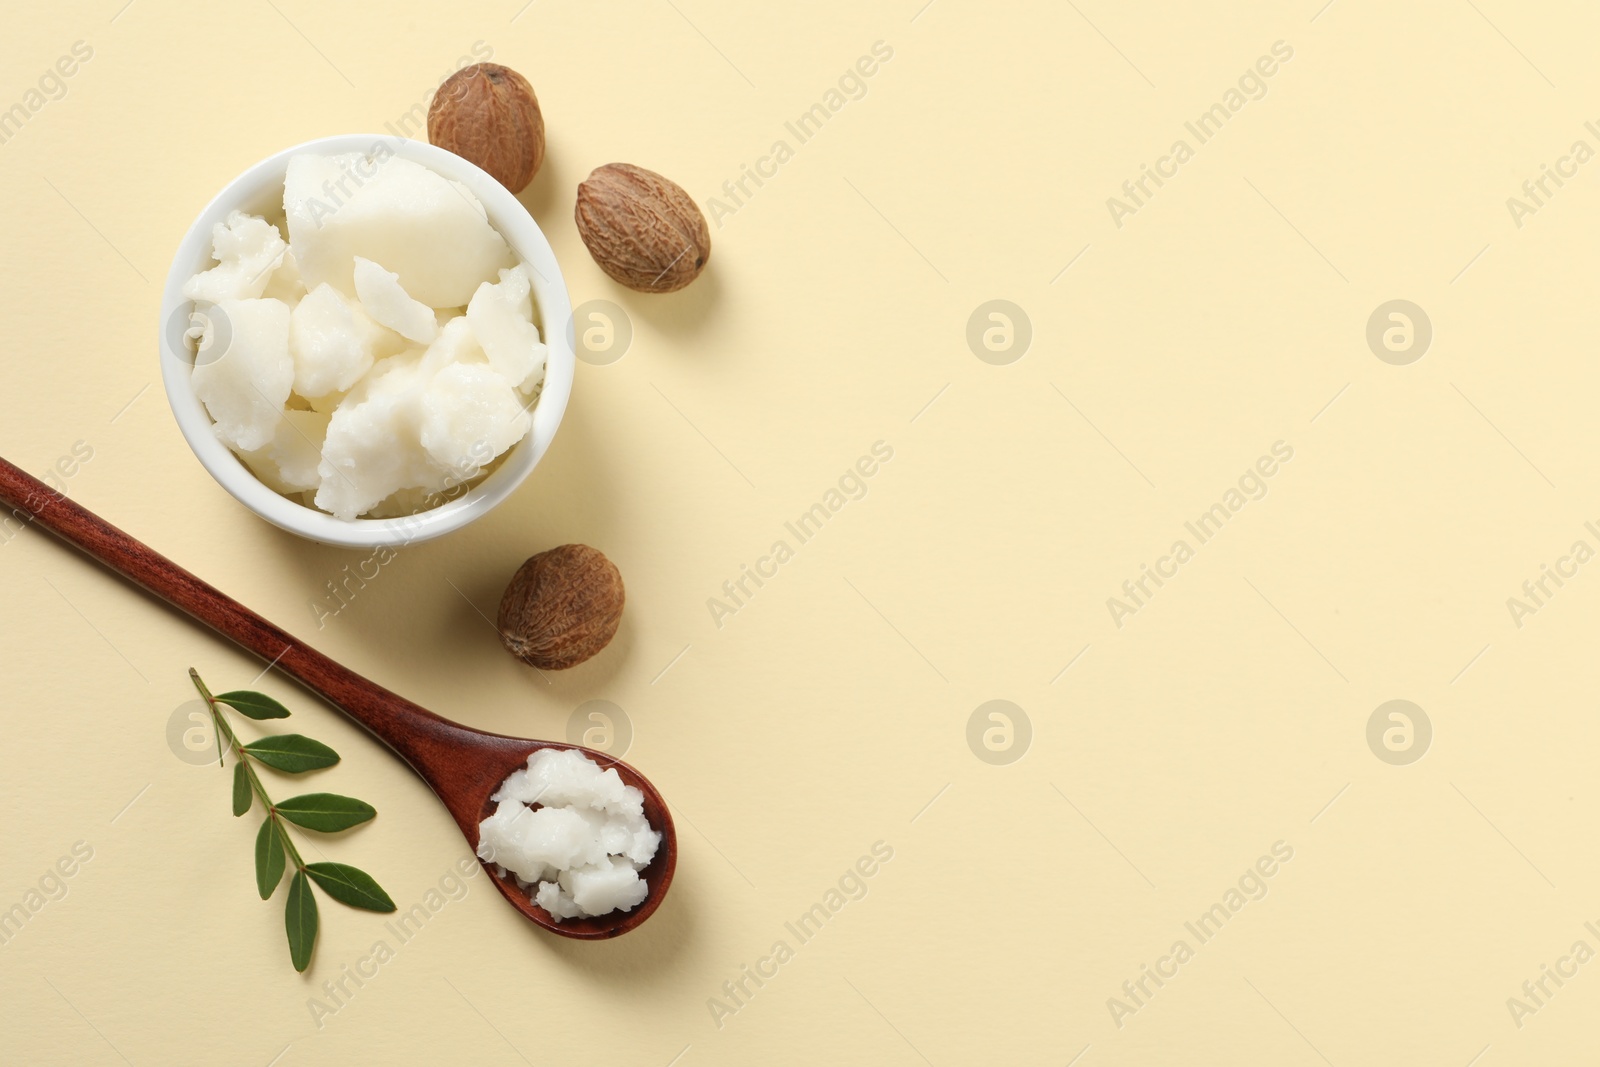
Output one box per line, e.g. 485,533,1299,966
419,726,676,939
0,456,675,939
479,745,675,938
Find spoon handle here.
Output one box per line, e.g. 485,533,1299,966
0,456,471,786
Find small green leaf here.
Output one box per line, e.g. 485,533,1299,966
214,690,291,720
255,817,287,900
285,870,318,972
243,734,340,773
274,793,376,832
305,862,396,913
231,762,252,816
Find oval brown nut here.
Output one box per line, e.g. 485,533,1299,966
428,63,545,194
498,545,624,670
575,163,710,293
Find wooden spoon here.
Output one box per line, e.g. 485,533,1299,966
0,457,675,939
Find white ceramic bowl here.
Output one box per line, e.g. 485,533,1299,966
159,134,574,548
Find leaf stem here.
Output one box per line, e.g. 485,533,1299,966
190,668,306,873
188,668,391,972
190,667,226,767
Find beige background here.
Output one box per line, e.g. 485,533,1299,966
2,0,1598,1063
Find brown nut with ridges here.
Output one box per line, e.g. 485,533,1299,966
497,545,624,670
574,163,710,293
428,63,545,194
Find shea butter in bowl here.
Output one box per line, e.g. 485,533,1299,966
159,134,574,548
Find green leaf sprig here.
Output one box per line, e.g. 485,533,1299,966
189,668,396,972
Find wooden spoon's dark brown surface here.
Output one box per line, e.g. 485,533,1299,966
0,456,675,939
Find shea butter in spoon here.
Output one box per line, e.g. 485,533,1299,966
478,748,661,921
